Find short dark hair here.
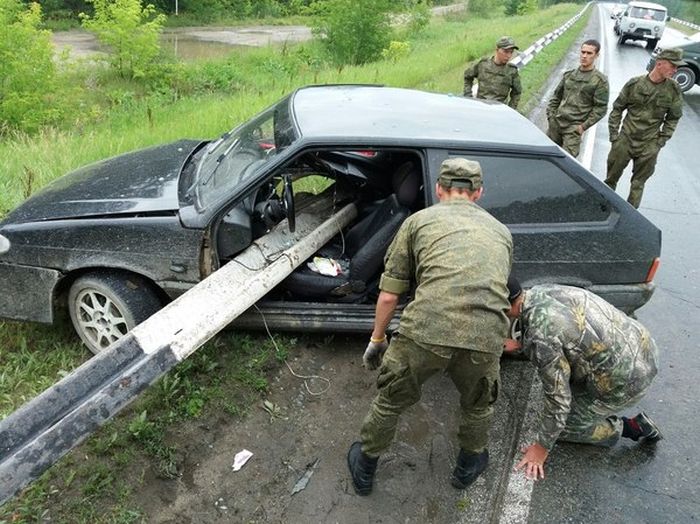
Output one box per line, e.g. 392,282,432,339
582,39,601,53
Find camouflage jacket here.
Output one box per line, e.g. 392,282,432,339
380,198,512,354
547,68,609,130
608,74,683,148
521,284,658,450
464,57,522,109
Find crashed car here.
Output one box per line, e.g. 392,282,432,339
0,85,661,354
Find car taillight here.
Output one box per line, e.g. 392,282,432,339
645,257,660,283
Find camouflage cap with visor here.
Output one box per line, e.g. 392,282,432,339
496,36,519,50
656,48,685,66
438,158,483,190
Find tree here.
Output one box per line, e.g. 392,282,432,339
0,0,58,132
313,0,394,66
81,0,166,79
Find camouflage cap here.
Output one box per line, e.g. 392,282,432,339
496,36,519,50
438,158,482,190
656,48,685,66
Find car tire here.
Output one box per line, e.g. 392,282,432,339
68,272,162,354
618,34,627,45
647,38,658,50
673,66,696,92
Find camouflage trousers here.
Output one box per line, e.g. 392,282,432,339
605,133,661,208
547,119,583,158
360,333,500,457
559,384,652,447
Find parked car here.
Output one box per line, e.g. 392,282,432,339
649,35,700,92
0,85,662,353
617,0,669,49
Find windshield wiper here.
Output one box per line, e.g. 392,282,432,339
200,137,241,187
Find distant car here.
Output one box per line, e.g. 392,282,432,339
648,37,700,92
617,0,669,49
610,5,623,20
0,86,661,353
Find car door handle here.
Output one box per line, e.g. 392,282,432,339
170,262,187,273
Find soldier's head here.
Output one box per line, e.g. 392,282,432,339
506,275,524,319
580,40,601,71
436,158,483,202
495,36,518,65
652,48,686,80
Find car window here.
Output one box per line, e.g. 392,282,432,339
453,154,610,224
629,7,666,20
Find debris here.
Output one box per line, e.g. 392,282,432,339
232,449,253,471
262,399,286,421
291,458,320,495
307,256,343,276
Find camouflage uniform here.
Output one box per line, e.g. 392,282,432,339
605,74,683,208
361,198,513,456
464,57,522,109
546,68,609,157
520,284,658,450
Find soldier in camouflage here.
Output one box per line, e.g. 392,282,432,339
504,281,662,480
347,158,513,495
464,36,522,109
605,48,685,208
547,40,609,158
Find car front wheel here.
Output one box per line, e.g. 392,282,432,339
68,272,162,354
674,66,696,92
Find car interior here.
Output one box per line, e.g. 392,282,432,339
216,148,426,305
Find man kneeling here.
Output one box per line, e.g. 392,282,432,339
505,279,661,480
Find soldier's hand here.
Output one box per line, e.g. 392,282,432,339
515,443,548,481
363,336,388,370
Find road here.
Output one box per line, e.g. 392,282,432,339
524,4,700,522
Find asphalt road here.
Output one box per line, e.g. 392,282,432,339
523,4,700,523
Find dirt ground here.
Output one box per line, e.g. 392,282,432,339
130,335,533,523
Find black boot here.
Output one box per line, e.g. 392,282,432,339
347,441,379,495
451,449,489,489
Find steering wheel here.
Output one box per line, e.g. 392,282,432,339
282,175,295,232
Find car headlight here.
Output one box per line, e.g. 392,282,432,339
653,25,660,32
629,22,635,28
0,234,10,255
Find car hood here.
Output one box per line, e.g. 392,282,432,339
3,140,202,224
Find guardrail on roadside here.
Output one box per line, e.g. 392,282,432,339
511,3,591,69
671,17,700,32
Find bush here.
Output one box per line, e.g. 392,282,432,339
80,0,166,79
0,0,60,133
312,0,394,66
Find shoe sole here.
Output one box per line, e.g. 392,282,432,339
638,412,663,442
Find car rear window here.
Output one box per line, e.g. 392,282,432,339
460,155,610,224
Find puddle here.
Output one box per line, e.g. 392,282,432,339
52,26,313,62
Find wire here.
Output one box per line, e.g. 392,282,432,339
254,305,331,396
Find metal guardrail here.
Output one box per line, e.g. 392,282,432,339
511,3,591,69
671,17,700,32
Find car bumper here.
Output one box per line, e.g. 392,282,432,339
588,282,656,314
0,262,61,323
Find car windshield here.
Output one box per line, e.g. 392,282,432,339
194,98,298,210
629,6,666,21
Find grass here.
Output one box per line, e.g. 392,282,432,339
0,4,589,520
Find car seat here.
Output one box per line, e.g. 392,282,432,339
281,161,421,300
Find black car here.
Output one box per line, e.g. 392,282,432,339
649,36,700,92
0,85,661,353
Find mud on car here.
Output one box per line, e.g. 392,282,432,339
0,85,661,354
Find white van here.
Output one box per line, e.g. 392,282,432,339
616,1,668,49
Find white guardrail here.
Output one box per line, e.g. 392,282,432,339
671,17,700,32
511,2,591,69
0,1,601,507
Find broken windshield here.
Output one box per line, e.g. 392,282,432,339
195,98,298,210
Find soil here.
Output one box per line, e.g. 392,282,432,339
131,336,529,523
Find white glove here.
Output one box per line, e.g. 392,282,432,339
363,336,388,370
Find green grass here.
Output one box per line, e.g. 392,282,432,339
0,4,589,520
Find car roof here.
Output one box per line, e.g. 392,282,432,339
627,1,666,10
289,85,558,152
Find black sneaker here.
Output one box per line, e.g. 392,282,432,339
635,412,663,442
